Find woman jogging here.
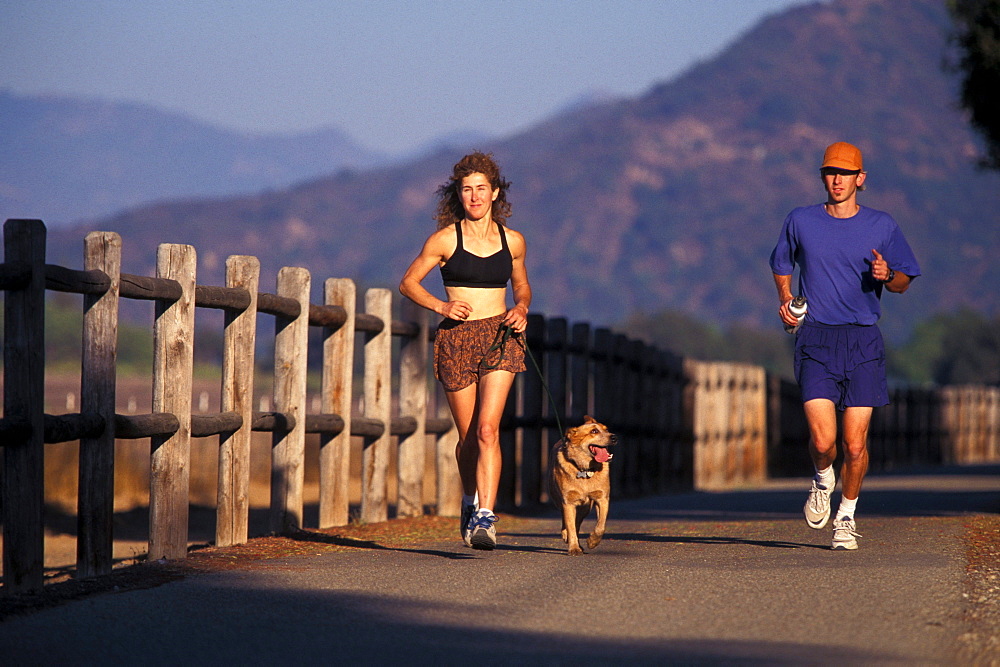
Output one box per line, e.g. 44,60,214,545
400,151,531,550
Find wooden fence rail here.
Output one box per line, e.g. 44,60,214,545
2,219,998,594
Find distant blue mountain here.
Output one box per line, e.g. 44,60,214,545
0,90,391,226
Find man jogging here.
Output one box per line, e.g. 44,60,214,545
769,141,921,550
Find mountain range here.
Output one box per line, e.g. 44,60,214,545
29,0,1000,343
2,91,425,226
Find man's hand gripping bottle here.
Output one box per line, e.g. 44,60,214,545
785,296,807,334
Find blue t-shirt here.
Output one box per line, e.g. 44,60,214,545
769,204,921,325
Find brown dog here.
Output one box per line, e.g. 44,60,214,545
548,415,617,555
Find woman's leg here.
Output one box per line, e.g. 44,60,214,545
445,384,480,497
473,370,516,511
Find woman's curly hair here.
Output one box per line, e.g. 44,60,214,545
434,151,512,229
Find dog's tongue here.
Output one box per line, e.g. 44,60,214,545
590,445,611,463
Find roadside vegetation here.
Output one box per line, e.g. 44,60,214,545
621,307,999,387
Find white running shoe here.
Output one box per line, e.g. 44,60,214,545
804,480,832,529
469,511,498,551
831,517,861,550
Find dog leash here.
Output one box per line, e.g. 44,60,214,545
480,323,564,437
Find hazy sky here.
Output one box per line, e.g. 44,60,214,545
1,0,812,154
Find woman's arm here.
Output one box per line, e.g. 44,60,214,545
399,230,472,320
504,229,531,333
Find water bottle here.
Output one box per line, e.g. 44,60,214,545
785,296,807,334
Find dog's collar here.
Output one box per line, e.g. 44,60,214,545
576,470,594,479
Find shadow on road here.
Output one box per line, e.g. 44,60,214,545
283,528,478,560
609,463,1000,523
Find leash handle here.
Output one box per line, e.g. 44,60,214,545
479,323,516,371
479,321,565,437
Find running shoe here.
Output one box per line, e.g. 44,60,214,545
804,480,832,529
469,511,498,551
460,503,476,547
831,517,861,550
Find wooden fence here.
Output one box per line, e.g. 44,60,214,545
2,219,998,594
768,377,1000,477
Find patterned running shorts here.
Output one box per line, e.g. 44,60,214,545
433,313,526,392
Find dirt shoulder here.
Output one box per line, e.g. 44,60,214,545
959,514,1000,662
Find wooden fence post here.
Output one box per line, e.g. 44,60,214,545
398,299,428,517
942,387,966,464
653,350,674,493
544,317,568,502
615,337,634,495
77,231,121,577
436,390,462,517
686,360,709,490
216,255,259,547
362,288,392,523
638,343,659,496
744,364,768,486
592,328,614,492
149,243,196,560
320,278,355,528
569,322,591,424
270,267,311,534
609,334,629,494
988,388,1000,462
520,313,546,507
2,219,46,592
626,340,645,496
666,352,690,490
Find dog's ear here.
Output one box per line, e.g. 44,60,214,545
583,415,597,424
564,425,577,441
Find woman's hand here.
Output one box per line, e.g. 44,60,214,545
439,300,473,321
503,304,529,333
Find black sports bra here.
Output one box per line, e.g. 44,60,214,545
440,221,513,288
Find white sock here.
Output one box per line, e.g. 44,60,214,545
476,508,494,517
462,493,478,507
837,497,857,521
815,465,835,490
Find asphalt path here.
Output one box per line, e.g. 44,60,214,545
1,464,997,665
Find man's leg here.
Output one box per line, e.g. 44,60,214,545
830,406,872,550
802,398,838,528
838,406,872,502
803,398,839,470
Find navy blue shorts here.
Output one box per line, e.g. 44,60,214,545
794,323,888,410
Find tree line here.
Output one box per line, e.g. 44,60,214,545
621,307,1000,388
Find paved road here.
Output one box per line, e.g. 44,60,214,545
1,464,997,665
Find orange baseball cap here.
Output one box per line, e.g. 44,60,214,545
821,141,863,171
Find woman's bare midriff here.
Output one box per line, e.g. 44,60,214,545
445,285,508,320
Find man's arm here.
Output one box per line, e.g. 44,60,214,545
871,249,914,294
773,273,799,327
